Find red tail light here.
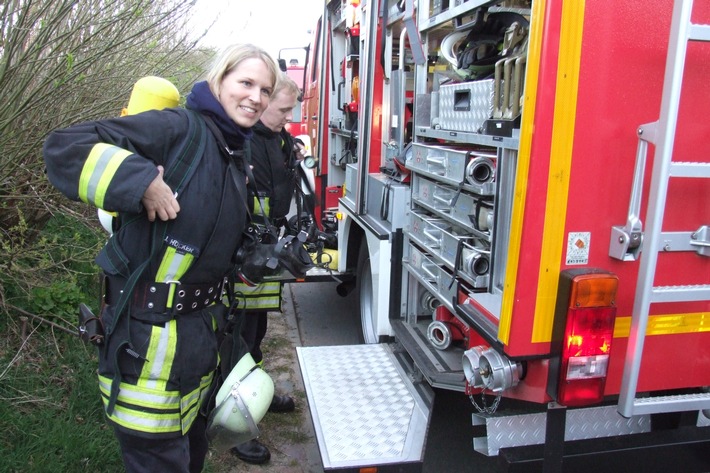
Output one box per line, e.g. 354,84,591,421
554,271,618,406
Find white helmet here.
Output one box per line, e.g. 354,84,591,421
207,353,274,452
97,209,117,235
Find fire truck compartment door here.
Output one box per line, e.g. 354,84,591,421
297,344,433,470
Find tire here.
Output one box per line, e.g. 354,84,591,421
356,242,378,344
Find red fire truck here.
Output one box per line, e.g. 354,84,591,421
288,0,710,471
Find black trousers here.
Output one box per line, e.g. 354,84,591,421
115,415,209,473
240,310,268,364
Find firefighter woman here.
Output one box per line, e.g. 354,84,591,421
42,43,279,473
231,73,303,465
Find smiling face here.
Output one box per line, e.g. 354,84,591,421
260,88,299,133
217,57,275,128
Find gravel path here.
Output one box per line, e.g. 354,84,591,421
207,285,323,473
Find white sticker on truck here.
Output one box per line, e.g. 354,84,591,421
566,232,590,265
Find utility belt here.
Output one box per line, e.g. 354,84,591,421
103,275,227,315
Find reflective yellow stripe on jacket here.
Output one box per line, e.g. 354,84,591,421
234,280,282,311
79,143,132,208
253,196,270,217
155,248,195,308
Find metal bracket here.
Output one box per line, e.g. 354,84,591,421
644,227,710,257
608,122,657,261
688,225,710,257
403,0,426,65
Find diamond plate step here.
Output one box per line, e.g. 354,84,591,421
297,344,433,470
473,405,651,456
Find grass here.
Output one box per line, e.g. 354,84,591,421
0,320,227,473
0,228,314,473
0,321,124,473
0,313,313,473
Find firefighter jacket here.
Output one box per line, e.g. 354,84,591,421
249,121,297,225
43,105,250,439
235,122,299,311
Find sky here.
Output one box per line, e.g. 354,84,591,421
190,0,325,64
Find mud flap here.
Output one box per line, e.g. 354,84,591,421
297,344,433,471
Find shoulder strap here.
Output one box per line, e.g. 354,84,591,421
201,115,259,194
201,115,278,238
280,130,298,170
164,109,208,195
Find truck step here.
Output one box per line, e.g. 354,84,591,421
628,391,710,416
297,344,433,470
472,405,650,456
650,284,710,303
669,161,710,177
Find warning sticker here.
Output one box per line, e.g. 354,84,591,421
566,232,590,265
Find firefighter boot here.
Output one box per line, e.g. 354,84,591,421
269,394,295,413
231,439,271,465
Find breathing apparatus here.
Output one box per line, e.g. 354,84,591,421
440,10,529,81
98,76,181,235
234,221,315,285
121,76,181,116
231,129,321,284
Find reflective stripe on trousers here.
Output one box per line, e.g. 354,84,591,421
99,371,213,435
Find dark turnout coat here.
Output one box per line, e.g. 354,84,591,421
43,107,249,438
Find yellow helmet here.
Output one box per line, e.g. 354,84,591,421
207,353,274,452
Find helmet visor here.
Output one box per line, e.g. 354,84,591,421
206,387,260,453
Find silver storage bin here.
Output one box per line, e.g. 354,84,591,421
411,174,457,214
407,245,458,308
411,174,494,239
407,143,497,193
437,79,494,133
451,192,494,237
408,210,470,269
408,210,491,290
407,211,450,254
365,173,410,230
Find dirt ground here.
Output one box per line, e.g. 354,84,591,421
207,289,323,473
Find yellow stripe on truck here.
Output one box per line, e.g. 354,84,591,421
531,0,585,343
499,0,547,345
614,312,710,338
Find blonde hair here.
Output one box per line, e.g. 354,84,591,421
273,72,301,99
206,44,279,97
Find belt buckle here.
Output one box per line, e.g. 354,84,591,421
162,280,182,313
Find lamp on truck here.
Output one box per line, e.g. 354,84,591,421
549,269,618,407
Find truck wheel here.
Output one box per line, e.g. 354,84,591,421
357,242,378,344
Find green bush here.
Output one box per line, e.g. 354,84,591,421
29,281,93,322
0,211,103,330
0,1,218,470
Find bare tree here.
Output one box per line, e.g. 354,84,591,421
0,0,215,319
